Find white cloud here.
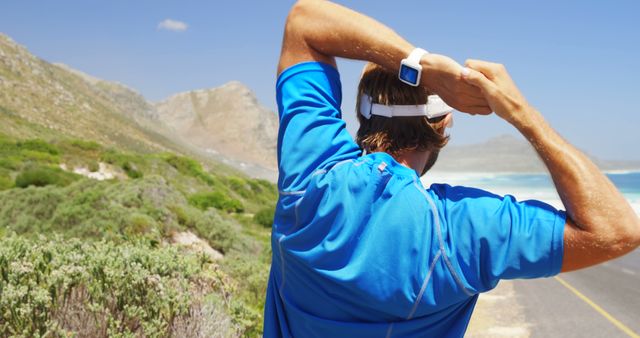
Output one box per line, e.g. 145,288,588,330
157,19,188,32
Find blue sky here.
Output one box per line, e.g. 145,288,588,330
1,1,639,160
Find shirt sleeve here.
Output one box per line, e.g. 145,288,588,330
275,62,361,192
430,184,566,293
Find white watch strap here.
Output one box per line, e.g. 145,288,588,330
407,48,429,64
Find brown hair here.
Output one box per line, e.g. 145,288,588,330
355,63,449,156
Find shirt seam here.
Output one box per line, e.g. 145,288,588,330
279,190,306,196
407,250,442,320
413,178,475,297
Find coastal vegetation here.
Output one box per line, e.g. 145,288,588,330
0,134,276,337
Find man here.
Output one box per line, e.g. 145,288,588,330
265,1,640,337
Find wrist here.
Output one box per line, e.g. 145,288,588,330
510,106,545,137
419,54,439,91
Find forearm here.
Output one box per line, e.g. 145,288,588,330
514,108,640,254
280,1,489,113
286,0,413,74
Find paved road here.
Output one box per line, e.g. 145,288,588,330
511,249,640,337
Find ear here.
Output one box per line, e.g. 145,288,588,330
434,114,453,134
444,113,453,129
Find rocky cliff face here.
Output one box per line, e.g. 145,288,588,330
0,33,279,180
154,82,279,173
0,33,172,153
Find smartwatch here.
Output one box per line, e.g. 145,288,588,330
398,48,428,87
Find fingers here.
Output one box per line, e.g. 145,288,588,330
461,67,496,94
460,105,492,115
464,59,503,79
457,81,486,101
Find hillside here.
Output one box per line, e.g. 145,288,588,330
0,33,277,337
0,34,174,154
0,133,275,336
0,33,267,180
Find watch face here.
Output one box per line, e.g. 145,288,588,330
400,64,419,85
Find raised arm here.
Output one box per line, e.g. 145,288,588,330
462,60,640,272
279,0,490,114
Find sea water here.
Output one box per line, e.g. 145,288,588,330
422,171,640,215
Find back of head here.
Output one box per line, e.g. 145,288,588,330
356,63,449,156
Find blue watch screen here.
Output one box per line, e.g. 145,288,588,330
400,65,419,84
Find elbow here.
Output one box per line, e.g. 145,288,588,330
286,0,315,34
630,216,640,247
611,216,640,253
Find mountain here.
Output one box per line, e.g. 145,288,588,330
154,82,278,178
0,34,180,154
0,33,277,335
431,134,640,173
0,33,278,180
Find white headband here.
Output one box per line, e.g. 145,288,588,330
359,94,453,120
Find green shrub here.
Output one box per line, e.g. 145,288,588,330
14,165,78,188
0,175,12,190
164,154,215,185
88,161,100,172
17,139,60,155
99,150,144,179
0,156,21,170
69,139,101,151
247,179,275,194
254,205,276,228
0,235,236,338
121,161,143,179
227,176,252,198
100,149,125,165
126,213,157,236
189,191,244,213
165,154,202,177
222,253,270,336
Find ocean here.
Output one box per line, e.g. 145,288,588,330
422,171,640,215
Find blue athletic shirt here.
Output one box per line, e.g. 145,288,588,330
264,61,566,338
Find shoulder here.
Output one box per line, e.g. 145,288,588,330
277,61,341,92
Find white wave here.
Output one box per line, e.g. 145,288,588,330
603,169,640,175
422,174,640,216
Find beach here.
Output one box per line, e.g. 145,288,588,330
423,171,640,215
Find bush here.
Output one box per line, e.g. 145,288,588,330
254,205,275,228
14,165,78,188
164,154,215,185
165,154,202,177
100,150,143,178
17,139,60,155
88,161,100,173
0,156,21,170
21,149,60,164
169,205,236,254
0,235,237,338
69,139,101,151
189,191,244,213
0,175,12,190
227,176,252,198
222,253,270,336
121,161,143,179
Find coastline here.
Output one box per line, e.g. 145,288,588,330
422,171,640,216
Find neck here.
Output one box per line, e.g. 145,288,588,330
394,150,429,176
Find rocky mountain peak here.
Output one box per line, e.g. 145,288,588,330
154,82,279,176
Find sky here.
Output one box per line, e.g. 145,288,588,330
1,1,639,160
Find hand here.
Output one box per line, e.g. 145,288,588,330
461,59,531,125
421,54,492,115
